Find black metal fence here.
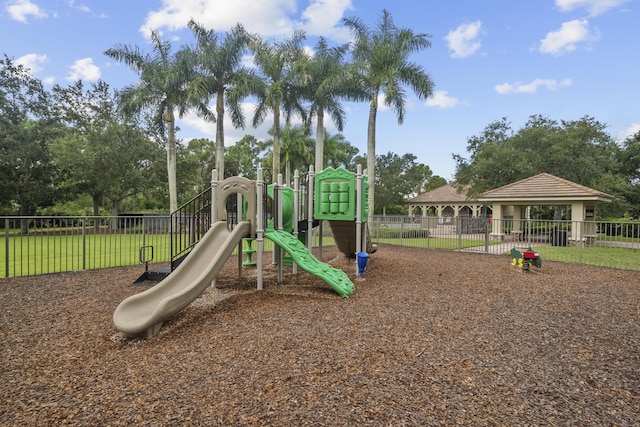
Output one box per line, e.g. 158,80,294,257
367,215,640,271
2,215,171,278
2,214,639,278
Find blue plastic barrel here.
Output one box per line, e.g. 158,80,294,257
356,252,369,275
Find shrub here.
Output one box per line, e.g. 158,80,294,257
376,228,430,239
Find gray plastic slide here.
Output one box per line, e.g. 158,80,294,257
113,221,251,338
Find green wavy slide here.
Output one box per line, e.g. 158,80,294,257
265,230,354,297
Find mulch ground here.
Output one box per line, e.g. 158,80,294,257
1,244,639,426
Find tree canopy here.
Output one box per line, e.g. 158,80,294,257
105,31,193,213
3,8,640,219
0,55,61,216
453,115,635,217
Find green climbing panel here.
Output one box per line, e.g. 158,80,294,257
315,167,356,220
267,184,294,231
265,229,354,297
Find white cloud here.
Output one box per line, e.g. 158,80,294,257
495,78,573,94
66,0,91,13
618,123,640,141
15,53,48,74
6,0,47,23
300,0,352,40
66,58,101,82
555,0,630,16
539,19,599,55
376,93,390,112
444,21,482,59
140,0,354,41
426,91,462,109
141,0,298,39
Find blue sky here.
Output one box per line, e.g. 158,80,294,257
2,0,639,180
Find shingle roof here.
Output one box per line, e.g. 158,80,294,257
477,173,614,202
407,183,471,204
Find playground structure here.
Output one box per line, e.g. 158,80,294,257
510,247,542,272
113,166,374,338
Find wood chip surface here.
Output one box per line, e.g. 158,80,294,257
1,245,639,426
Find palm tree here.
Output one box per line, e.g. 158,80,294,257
184,20,257,179
280,124,314,181
249,30,308,183
298,37,365,173
343,9,435,215
104,31,191,213
323,131,360,169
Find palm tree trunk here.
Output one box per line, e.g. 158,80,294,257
272,106,281,184
315,108,325,173
367,99,378,216
286,160,291,185
215,90,225,179
165,106,178,213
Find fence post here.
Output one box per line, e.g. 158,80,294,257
485,218,490,253
142,216,147,247
4,218,8,278
82,217,86,271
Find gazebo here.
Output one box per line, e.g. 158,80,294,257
476,173,614,243
407,183,487,218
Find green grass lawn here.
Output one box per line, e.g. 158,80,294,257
0,233,338,278
2,232,639,278
527,244,640,271
374,236,640,271
1,233,172,277
374,236,492,250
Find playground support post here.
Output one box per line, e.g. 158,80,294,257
293,170,299,275
318,171,323,261
211,169,219,288
276,174,284,283
256,167,264,290
355,164,363,261
362,168,369,256
236,192,243,278
307,166,315,252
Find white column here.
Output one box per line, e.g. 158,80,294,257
572,201,585,242
491,203,504,237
